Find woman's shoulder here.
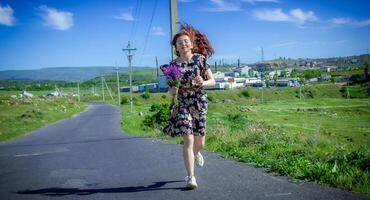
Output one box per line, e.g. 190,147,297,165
194,53,206,60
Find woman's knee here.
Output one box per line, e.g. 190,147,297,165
183,134,194,149
194,136,205,150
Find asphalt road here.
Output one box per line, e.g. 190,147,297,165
0,103,368,200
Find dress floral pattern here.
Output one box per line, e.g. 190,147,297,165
161,53,210,137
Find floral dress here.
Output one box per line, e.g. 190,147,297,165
162,53,210,137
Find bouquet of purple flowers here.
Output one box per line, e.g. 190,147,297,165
161,63,183,105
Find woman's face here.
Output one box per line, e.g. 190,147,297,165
175,35,193,55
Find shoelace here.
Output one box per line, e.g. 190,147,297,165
185,176,194,182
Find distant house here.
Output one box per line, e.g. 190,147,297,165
234,78,246,88
268,70,282,78
205,82,227,90
245,78,262,86
138,83,158,92
224,71,240,77
276,80,290,87
320,74,332,81
287,78,300,87
251,82,265,87
322,66,338,72
213,71,225,79
234,66,251,76
121,86,139,93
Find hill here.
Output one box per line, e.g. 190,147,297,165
0,66,152,81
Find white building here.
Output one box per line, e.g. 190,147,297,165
213,71,225,79
245,78,262,86
234,66,251,76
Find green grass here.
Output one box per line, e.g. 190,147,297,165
329,69,365,76
0,94,86,142
119,84,370,196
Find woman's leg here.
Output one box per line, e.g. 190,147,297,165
193,135,205,155
183,134,195,177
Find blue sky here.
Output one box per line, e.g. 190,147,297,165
0,0,369,70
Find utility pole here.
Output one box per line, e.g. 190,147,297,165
77,81,80,102
122,41,137,113
156,56,159,78
101,77,105,101
103,77,113,100
215,61,217,72
116,67,121,106
170,0,178,60
156,56,160,92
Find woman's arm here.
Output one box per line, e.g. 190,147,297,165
194,68,215,87
203,68,215,87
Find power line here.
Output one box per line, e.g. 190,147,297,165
142,0,159,55
137,0,159,67
129,0,143,44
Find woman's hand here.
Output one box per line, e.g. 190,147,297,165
194,75,204,86
168,86,178,95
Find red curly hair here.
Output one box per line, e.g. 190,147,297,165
171,23,214,58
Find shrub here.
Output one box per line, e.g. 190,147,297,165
120,96,129,104
207,94,214,102
142,103,169,129
141,86,150,99
239,89,250,98
225,113,248,130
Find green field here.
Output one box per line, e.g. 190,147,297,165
120,84,370,196
0,94,87,142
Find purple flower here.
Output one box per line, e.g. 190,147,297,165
162,63,182,80
161,63,183,87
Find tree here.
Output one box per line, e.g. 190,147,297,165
281,69,287,78
248,69,254,77
290,68,298,78
330,77,335,83
273,71,278,82
364,61,369,82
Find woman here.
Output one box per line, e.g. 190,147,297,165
163,24,215,189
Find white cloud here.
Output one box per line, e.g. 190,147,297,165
270,41,297,48
290,9,318,24
252,8,289,21
151,26,165,36
242,0,279,4
329,17,370,27
253,8,318,24
39,5,73,31
114,11,134,21
204,0,241,12
0,4,15,26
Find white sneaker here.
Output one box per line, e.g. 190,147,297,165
195,152,204,167
185,176,198,189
